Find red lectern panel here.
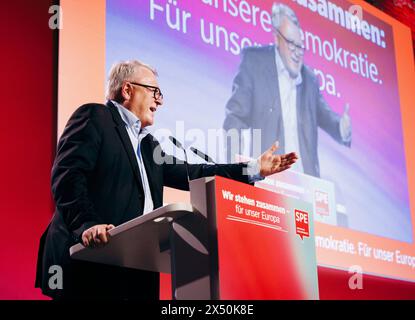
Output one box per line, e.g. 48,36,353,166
214,176,319,299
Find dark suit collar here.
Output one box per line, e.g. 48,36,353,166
106,100,125,126
106,100,161,204
106,100,145,194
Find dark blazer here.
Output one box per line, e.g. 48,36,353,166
223,45,350,177
35,101,249,299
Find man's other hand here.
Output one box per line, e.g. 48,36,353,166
81,224,115,247
259,141,298,177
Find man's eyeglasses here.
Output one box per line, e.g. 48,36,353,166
276,29,305,53
129,82,164,101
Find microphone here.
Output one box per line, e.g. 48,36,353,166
190,147,216,164
168,136,191,182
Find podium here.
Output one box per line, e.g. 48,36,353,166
70,176,319,299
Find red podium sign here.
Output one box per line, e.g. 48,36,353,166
214,176,319,299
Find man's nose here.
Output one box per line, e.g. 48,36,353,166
293,50,302,59
295,47,304,57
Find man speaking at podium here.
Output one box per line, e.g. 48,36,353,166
35,60,298,300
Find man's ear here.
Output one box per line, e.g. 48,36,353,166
120,82,131,101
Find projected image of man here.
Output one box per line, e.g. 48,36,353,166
223,2,352,177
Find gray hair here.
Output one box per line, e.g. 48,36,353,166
106,60,158,101
271,2,300,31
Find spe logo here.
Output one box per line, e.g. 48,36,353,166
295,209,310,240
315,190,330,216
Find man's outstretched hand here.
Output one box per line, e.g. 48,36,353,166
258,141,298,177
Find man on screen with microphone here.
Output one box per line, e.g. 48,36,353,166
35,59,298,300
223,2,352,177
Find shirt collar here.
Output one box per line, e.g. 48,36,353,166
111,100,149,137
275,48,303,86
